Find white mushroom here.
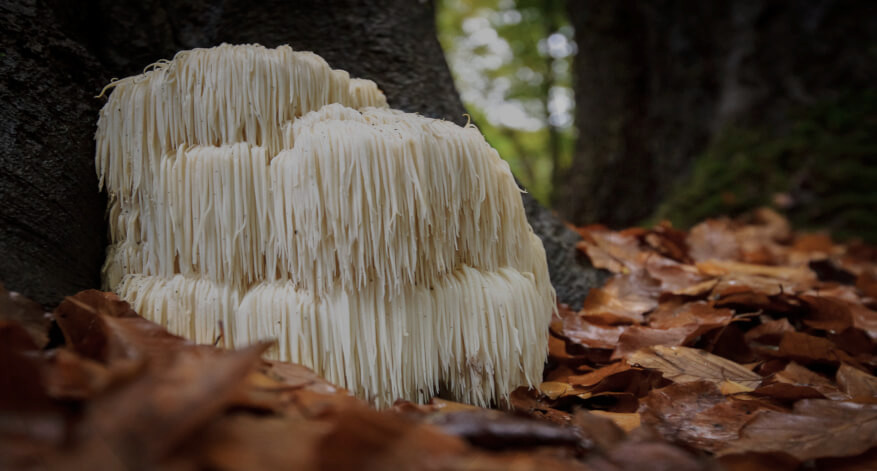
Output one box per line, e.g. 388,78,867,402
96,43,555,407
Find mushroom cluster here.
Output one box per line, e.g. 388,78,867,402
97,44,555,407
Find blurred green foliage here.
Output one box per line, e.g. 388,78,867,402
653,90,877,242
436,0,574,204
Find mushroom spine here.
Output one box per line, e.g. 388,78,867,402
96,43,555,407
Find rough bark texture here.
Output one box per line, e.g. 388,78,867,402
556,0,877,227
1,0,601,308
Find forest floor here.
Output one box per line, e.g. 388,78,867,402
1,208,875,470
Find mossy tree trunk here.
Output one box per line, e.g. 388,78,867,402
555,0,877,229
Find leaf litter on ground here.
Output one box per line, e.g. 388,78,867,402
1,208,875,470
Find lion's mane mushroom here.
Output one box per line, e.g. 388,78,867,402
96,44,555,407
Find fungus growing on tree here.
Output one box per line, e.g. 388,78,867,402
96,44,555,407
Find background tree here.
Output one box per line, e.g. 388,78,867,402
553,0,877,239
438,0,575,203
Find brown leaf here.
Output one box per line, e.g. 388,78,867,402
561,312,625,350
628,345,762,389
836,364,877,400
587,410,642,433
644,223,693,264
776,331,857,366
800,295,854,332
54,290,195,367
644,255,708,293
576,228,646,274
640,382,768,452
70,342,270,468
539,381,580,400
568,361,632,388
720,400,877,461
509,387,573,426
744,318,796,345
0,323,66,443
697,260,815,287
753,362,848,401
571,409,627,451
856,271,877,299
601,438,723,471
613,325,699,359
0,283,52,348
648,301,734,331
687,218,743,263
568,361,665,399
580,274,660,324
427,410,581,451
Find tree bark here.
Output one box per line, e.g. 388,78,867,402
556,0,877,227
1,0,603,307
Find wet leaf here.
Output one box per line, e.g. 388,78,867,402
753,362,848,401
720,400,877,461
640,382,768,452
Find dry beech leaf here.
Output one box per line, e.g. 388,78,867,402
576,228,646,274
687,218,743,262
836,364,877,400
561,313,625,350
628,345,762,390
0,283,52,348
744,318,796,345
799,295,854,332
753,362,848,401
856,271,877,299
720,400,877,461
776,331,857,366
579,274,660,324
539,381,577,400
587,410,641,432
640,381,770,453
696,259,815,285
612,326,699,360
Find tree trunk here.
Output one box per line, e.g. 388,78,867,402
1,0,603,307
556,0,877,227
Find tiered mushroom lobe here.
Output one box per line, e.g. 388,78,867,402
97,44,555,407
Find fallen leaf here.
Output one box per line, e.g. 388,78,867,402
70,343,270,468
647,301,734,331
856,271,877,299
427,410,581,451
579,274,661,324
800,295,854,332
539,381,577,400
720,400,877,461
776,331,857,366
561,314,625,350
836,364,877,400
697,260,815,286
612,326,699,359
628,345,762,389
687,218,743,262
0,283,52,348
587,410,642,432
753,362,848,401
576,228,646,274
640,382,768,452
744,318,796,345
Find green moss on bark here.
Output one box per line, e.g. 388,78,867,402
652,90,877,242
